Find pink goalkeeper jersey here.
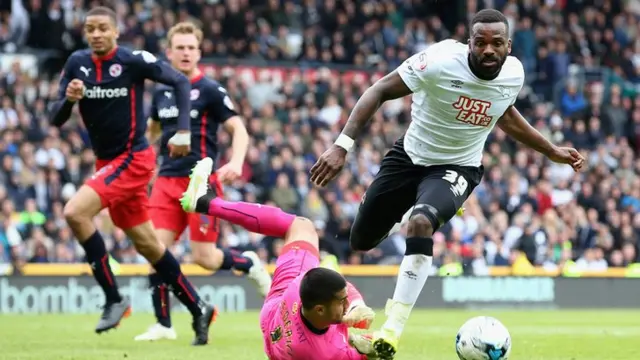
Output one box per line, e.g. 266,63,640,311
262,277,366,360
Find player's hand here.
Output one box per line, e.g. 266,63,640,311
216,160,243,184
349,333,377,357
548,146,585,172
343,303,375,329
310,144,347,187
168,131,191,157
66,79,84,102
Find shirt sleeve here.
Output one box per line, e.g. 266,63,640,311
329,329,368,360
334,345,368,360
510,60,526,106
48,54,77,127
129,50,191,131
208,84,239,123
149,89,160,122
396,46,441,93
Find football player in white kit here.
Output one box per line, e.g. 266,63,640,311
310,9,585,359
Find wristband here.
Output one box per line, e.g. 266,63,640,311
169,132,191,146
334,134,355,152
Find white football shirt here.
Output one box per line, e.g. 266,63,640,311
397,39,525,167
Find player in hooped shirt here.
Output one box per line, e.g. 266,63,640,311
180,157,381,359
135,22,271,341
48,7,216,345
311,9,586,359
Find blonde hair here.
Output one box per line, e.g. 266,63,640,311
167,22,203,47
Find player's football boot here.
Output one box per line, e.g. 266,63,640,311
372,299,409,359
181,157,215,213
134,323,177,341
343,301,376,330
319,254,341,273
95,298,131,333
242,250,272,298
372,328,399,360
191,304,217,346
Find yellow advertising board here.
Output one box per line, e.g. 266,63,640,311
2,264,628,277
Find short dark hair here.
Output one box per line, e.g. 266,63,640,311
86,6,117,24
470,9,509,35
299,268,347,310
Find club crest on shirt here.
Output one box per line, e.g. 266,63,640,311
270,326,282,343
109,64,122,77
498,85,511,98
413,52,428,71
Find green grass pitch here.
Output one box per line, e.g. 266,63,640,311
1,310,638,359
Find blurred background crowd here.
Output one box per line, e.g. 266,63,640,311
1,0,640,275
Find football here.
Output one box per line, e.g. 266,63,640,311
455,316,511,360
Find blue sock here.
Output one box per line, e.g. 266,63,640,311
152,250,203,317
220,249,254,273
149,273,171,327
81,231,122,303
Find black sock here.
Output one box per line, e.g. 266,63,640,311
81,231,122,303
153,250,203,317
149,273,171,328
195,191,215,214
220,249,254,273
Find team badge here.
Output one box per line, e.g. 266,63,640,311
109,64,122,77
414,53,428,71
190,89,200,100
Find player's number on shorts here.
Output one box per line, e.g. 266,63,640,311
442,170,468,197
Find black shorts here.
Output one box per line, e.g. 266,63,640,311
350,137,483,250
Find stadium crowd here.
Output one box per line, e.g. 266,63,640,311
0,0,639,275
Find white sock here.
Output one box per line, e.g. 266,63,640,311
382,254,432,335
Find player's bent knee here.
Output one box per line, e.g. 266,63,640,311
63,187,104,229
349,231,372,252
155,229,177,248
284,217,318,248
407,211,436,237
405,212,435,256
126,222,165,262
191,243,222,270
349,217,383,252
62,202,83,226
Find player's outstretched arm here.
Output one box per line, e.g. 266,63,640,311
342,71,412,141
217,116,249,183
146,91,162,144
146,118,162,144
131,50,191,134
213,87,248,184
224,117,249,161
327,334,377,360
342,282,375,329
348,334,380,359
497,106,585,171
310,71,411,187
49,57,79,127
